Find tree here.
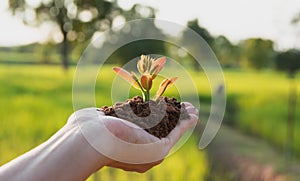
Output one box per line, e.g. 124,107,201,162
181,19,215,70
276,49,300,162
240,38,274,70
8,0,123,70
9,0,121,69
291,12,300,24
186,19,214,47
103,7,167,65
213,35,240,68
275,49,300,77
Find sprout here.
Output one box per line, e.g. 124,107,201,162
113,55,177,101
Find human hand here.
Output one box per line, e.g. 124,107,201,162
68,102,199,172
0,102,198,181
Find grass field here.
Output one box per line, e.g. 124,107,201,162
225,70,300,155
0,64,208,180
0,64,299,180
0,65,74,163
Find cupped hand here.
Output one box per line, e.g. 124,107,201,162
102,102,199,172
68,102,199,173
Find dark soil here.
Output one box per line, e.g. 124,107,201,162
102,96,189,138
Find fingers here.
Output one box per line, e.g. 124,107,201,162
181,102,199,128
108,159,163,173
179,114,198,131
160,102,199,148
182,102,199,115
102,114,160,144
96,108,105,116
160,124,182,147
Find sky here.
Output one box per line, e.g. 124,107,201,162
0,0,300,50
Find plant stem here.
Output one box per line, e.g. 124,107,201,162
141,91,146,102
141,90,150,102
145,90,150,102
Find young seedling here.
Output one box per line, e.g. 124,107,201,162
103,55,190,138
113,55,177,102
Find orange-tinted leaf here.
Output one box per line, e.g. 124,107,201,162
113,67,141,90
168,77,178,87
151,57,166,79
150,64,159,75
141,74,153,91
155,79,169,98
154,77,177,99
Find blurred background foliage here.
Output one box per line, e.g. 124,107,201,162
1,0,300,180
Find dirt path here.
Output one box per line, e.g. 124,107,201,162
204,125,300,181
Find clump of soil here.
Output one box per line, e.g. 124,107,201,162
102,96,190,138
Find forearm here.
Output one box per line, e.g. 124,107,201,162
0,123,109,181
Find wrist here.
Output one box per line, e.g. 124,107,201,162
75,128,112,171
61,122,112,176
0,122,113,181
37,123,113,180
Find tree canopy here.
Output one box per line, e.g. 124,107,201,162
239,38,274,69
8,0,155,69
213,35,240,68
276,49,300,77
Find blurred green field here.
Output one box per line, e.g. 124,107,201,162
0,64,299,180
0,64,208,180
0,65,74,163
226,70,300,154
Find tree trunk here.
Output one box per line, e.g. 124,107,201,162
286,77,297,163
61,31,69,70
